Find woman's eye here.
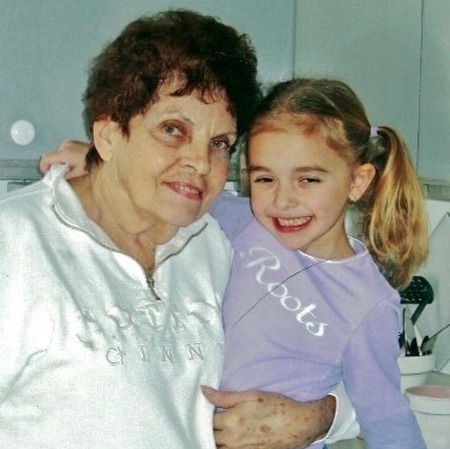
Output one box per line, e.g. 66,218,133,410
162,123,183,136
211,139,231,153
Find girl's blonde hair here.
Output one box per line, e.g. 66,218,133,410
248,78,428,290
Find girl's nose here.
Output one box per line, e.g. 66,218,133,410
274,183,298,209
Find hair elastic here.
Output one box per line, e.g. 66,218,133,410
366,125,386,162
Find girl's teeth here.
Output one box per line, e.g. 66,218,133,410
278,216,310,226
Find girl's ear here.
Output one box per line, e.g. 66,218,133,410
349,163,376,202
92,119,120,162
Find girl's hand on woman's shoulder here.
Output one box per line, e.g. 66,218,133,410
39,139,89,179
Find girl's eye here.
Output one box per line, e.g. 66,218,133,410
300,177,320,184
253,176,274,184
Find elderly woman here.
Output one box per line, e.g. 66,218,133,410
4,9,355,449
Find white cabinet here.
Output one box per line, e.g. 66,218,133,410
294,0,449,184
2,1,448,184
0,0,295,180
419,0,450,182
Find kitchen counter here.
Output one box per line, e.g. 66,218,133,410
329,371,450,449
329,437,366,448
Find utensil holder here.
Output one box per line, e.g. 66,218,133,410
398,353,435,393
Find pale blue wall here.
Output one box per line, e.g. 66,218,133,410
0,0,295,166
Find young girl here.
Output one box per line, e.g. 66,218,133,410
217,78,428,449
40,78,428,448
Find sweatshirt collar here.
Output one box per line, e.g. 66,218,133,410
46,164,209,259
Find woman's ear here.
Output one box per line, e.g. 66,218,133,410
349,163,376,202
92,119,120,162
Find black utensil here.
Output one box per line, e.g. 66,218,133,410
409,338,420,356
400,276,434,325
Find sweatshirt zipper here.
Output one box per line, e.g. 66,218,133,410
146,275,161,300
146,222,207,300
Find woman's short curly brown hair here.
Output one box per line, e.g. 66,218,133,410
83,9,262,166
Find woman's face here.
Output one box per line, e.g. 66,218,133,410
97,81,237,235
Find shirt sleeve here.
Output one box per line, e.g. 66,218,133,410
210,193,253,241
343,300,426,449
322,382,360,444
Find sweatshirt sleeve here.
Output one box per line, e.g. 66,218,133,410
343,300,426,449
0,257,54,403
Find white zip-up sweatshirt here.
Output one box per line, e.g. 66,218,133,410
0,164,232,449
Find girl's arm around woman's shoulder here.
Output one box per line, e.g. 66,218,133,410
39,140,89,179
210,193,253,241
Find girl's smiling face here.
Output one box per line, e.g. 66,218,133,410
247,128,372,260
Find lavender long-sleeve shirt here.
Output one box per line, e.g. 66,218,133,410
214,212,425,449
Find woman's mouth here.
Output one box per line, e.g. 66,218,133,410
167,182,203,201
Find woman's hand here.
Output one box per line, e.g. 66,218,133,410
202,386,335,449
39,139,89,179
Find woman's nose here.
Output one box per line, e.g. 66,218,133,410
182,143,211,175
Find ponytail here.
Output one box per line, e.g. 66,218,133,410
357,126,428,289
